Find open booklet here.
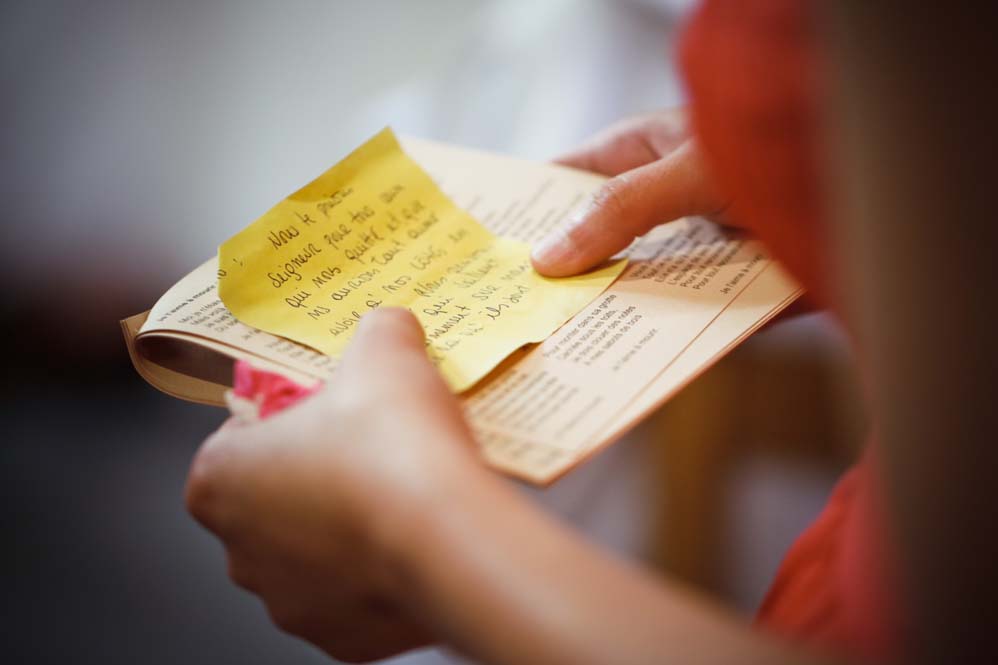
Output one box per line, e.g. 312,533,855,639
121,136,802,485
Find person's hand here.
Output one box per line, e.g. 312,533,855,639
185,308,489,662
531,109,730,277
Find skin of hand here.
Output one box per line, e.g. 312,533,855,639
185,307,493,663
184,129,830,665
531,109,730,277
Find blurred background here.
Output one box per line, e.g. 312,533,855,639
3,1,864,663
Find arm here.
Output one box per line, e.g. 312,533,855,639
186,308,834,665
392,448,820,665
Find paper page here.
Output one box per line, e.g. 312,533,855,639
406,138,799,482
570,263,801,476
217,129,624,391
402,137,607,245
462,221,776,481
602,263,800,437
138,135,799,483
142,259,335,384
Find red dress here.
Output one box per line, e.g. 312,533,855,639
681,0,899,660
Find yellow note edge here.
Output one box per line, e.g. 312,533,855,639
218,129,625,391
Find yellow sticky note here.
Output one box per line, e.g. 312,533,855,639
218,129,625,391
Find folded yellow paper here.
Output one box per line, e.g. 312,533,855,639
218,128,625,391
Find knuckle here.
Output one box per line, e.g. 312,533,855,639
266,602,306,636
184,466,213,523
332,644,387,664
323,621,428,663
226,555,257,592
184,432,230,523
593,177,630,222
566,178,630,251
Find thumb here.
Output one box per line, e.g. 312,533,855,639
531,140,725,277
336,308,453,396
340,307,427,371
334,308,472,438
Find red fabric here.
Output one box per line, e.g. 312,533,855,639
680,0,831,307
681,1,898,661
753,456,897,660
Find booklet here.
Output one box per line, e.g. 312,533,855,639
122,133,801,485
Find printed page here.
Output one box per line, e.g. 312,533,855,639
138,136,799,483
142,259,336,383
462,221,778,481
567,263,801,478
406,138,798,482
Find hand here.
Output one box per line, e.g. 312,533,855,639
185,308,488,662
531,109,729,277
186,309,815,665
